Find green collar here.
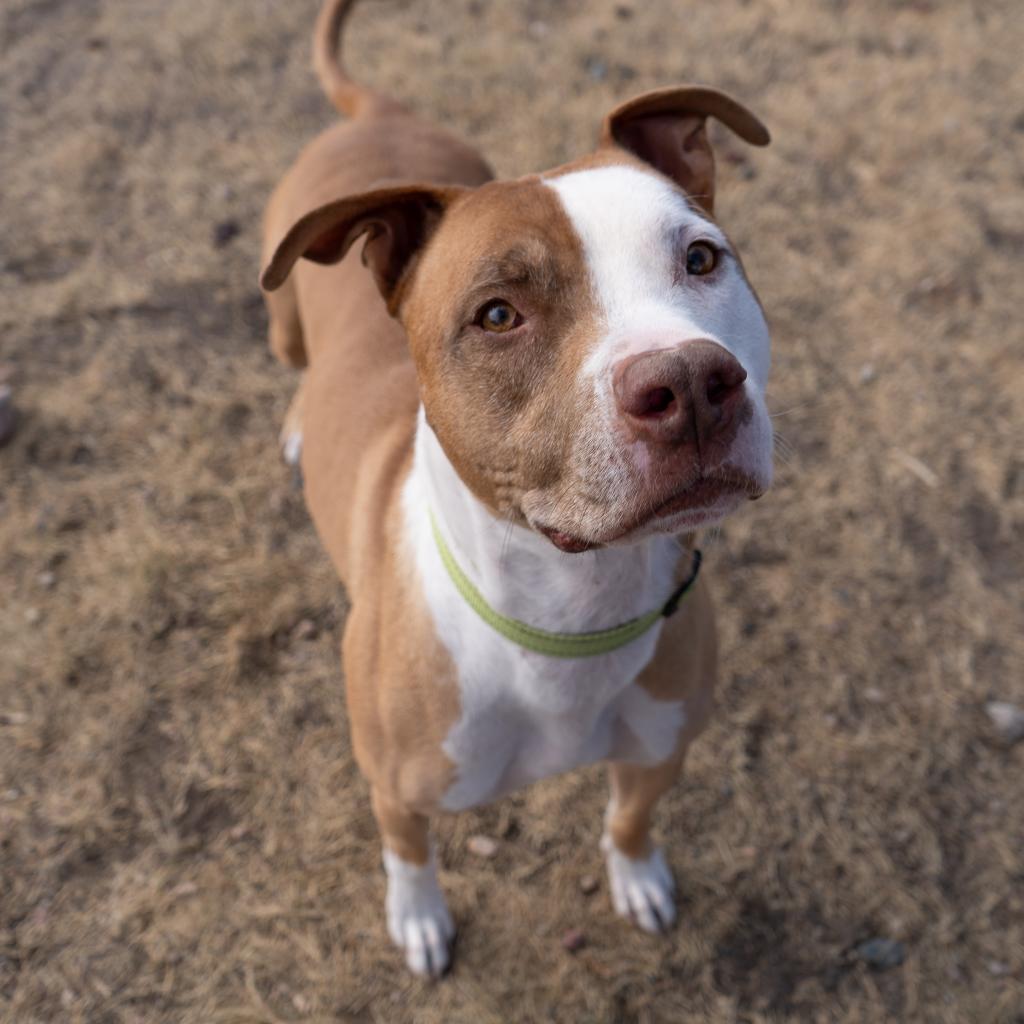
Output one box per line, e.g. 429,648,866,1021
430,511,702,659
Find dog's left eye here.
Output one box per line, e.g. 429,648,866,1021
685,241,718,276
477,300,522,333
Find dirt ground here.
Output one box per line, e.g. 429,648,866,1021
2,0,1023,1021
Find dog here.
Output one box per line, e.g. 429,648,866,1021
260,0,772,977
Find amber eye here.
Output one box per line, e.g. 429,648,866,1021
478,300,521,333
685,241,718,276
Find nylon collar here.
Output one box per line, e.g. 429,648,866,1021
429,511,702,659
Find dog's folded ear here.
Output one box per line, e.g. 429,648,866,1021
260,183,467,310
600,86,769,213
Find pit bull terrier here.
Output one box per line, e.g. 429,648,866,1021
260,0,772,977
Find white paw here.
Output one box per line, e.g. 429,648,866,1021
280,427,303,467
601,835,677,933
383,848,454,978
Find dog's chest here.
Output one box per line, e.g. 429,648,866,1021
438,643,686,811
402,449,688,811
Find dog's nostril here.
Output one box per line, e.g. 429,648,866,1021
638,386,675,417
705,365,746,406
706,373,727,405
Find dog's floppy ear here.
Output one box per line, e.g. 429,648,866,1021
260,183,467,311
600,86,769,213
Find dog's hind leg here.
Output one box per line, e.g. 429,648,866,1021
265,269,307,370
372,787,454,978
279,374,307,468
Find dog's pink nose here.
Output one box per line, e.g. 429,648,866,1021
612,340,747,447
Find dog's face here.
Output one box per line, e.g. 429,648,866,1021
263,87,773,552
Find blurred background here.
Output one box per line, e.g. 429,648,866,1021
1,1,1022,1020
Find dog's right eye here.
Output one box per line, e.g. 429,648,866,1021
477,300,522,334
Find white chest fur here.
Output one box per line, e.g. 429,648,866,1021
402,414,687,812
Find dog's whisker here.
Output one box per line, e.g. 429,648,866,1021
769,404,816,420
772,430,797,467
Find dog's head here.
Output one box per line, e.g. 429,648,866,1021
263,87,772,552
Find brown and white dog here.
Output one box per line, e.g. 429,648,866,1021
260,0,772,977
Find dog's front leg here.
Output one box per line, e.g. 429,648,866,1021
371,787,454,978
601,756,686,934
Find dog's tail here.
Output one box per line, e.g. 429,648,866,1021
313,0,382,117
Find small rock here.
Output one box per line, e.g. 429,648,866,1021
293,618,317,640
37,570,56,589
986,701,1024,745
585,56,608,81
467,834,498,858
859,362,877,384
528,20,548,38
213,219,241,248
987,959,1009,977
0,711,29,726
855,937,906,971
561,928,586,953
579,874,599,895
24,607,41,625
0,386,17,448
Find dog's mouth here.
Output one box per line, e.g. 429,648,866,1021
535,472,764,554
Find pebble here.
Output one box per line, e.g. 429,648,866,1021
561,928,586,953
578,874,599,895
0,386,17,447
293,618,317,640
855,937,906,971
467,834,498,858
858,362,877,384
985,701,1024,745
0,712,29,726
213,219,241,248
24,607,41,625
37,570,56,589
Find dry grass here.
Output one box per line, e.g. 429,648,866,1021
2,0,1023,1021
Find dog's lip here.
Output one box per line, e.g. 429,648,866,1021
534,473,764,553
537,525,599,554
647,476,756,520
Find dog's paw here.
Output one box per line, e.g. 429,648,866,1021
601,836,677,934
383,849,455,978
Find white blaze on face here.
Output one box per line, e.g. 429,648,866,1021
543,163,773,487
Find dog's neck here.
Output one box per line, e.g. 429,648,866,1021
412,409,682,634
